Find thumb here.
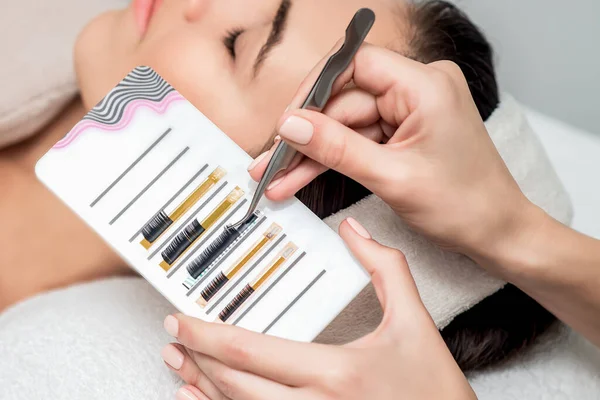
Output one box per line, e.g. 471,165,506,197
339,218,429,330
276,109,389,187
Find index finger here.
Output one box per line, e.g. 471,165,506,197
290,41,430,125
172,315,342,387
249,43,431,185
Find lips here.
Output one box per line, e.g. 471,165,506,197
133,0,162,37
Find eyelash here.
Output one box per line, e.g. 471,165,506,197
224,29,244,59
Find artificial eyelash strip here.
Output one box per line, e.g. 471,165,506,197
165,198,249,279
141,166,226,248
204,234,287,315
146,182,228,261
129,165,207,243
184,215,267,295
182,211,263,290
218,242,298,322
159,187,245,271
197,222,283,306
233,252,309,328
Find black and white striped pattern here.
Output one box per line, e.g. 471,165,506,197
84,66,175,125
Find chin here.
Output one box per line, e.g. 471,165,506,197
74,9,136,110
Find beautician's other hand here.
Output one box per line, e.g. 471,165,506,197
248,42,530,261
160,219,476,400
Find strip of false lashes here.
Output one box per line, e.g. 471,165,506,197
140,166,226,248
197,222,282,306
218,242,298,322
182,211,262,289
160,187,245,271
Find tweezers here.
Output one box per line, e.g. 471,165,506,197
230,8,375,230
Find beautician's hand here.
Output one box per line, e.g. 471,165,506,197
248,42,528,261
160,219,476,400
250,43,600,347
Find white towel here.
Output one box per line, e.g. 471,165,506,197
0,0,128,148
1,278,598,400
317,94,573,344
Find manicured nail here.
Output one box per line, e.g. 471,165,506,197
267,176,285,191
164,315,179,337
177,387,203,400
248,151,268,171
161,344,184,370
346,217,371,239
278,116,314,145
176,387,199,400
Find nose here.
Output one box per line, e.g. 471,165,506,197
184,0,209,22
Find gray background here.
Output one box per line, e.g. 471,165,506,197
454,0,600,134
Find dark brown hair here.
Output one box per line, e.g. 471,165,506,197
296,0,556,372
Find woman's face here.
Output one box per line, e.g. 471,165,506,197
75,0,402,156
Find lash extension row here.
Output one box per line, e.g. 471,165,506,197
182,210,264,290
218,242,298,322
196,222,283,305
141,166,226,248
159,187,245,271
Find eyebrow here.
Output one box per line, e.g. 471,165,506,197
252,0,292,77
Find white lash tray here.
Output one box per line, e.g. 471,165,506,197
35,66,369,342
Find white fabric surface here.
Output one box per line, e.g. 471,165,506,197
1,277,599,400
526,108,600,239
0,0,127,148
469,324,600,399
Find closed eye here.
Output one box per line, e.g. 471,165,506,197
224,29,244,59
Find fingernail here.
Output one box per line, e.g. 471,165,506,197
176,387,199,400
248,151,268,171
161,344,184,370
274,135,281,143
346,217,371,239
164,315,179,337
267,176,285,191
278,116,314,145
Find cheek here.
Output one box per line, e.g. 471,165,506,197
133,33,271,154
77,21,277,156
75,10,140,109
221,113,278,157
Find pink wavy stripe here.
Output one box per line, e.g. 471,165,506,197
53,92,186,149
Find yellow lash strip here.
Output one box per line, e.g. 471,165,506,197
197,223,283,307
141,166,227,249
202,187,244,230
218,242,298,322
251,242,298,289
159,186,245,271
172,167,227,221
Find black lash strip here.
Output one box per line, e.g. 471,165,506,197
200,272,229,303
186,213,259,279
161,220,205,265
187,226,240,279
142,211,173,243
219,284,255,322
